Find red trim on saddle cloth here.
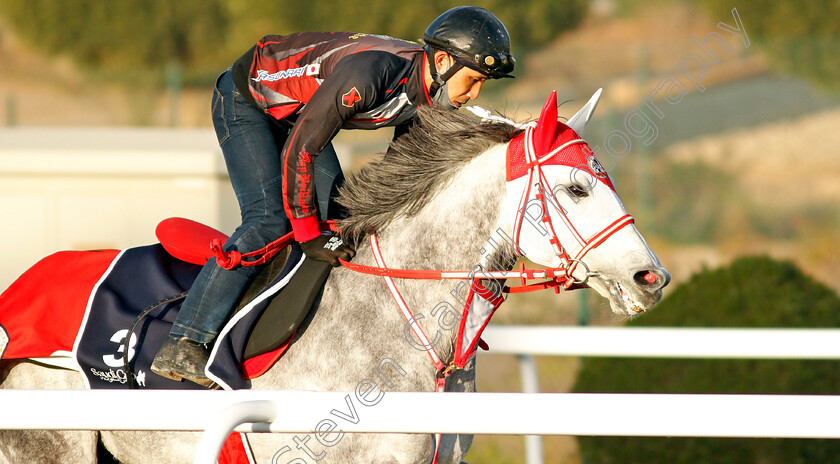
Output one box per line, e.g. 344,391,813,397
0,249,120,359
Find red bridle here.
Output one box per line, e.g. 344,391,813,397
508,122,635,289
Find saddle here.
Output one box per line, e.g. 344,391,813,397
0,218,330,391
156,217,332,360
154,217,333,389
0,218,333,464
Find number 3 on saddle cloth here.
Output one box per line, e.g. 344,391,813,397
0,217,329,392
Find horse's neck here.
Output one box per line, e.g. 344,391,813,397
363,144,511,361
256,145,513,390
376,144,509,270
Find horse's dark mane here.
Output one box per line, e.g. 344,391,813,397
336,106,522,239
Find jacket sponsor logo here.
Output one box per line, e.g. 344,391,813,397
252,63,321,82
297,151,312,215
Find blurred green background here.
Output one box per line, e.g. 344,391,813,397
1,1,839,462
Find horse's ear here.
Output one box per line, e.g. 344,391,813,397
566,88,602,137
534,90,558,154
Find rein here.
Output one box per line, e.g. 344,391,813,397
337,257,589,293
210,220,590,292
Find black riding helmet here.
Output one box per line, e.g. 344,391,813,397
423,6,515,95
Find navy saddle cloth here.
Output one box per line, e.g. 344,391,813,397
75,243,326,391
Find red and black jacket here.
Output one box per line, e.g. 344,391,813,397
231,32,433,242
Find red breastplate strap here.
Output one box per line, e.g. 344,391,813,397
367,234,505,372
369,234,447,372
367,233,503,464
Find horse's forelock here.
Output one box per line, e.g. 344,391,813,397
336,106,522,240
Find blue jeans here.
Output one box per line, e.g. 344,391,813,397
170,69,344,344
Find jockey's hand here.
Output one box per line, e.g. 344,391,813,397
300,233,355,267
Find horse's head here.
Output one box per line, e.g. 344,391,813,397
504,90,670,316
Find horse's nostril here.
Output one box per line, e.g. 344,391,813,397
634,270,658,286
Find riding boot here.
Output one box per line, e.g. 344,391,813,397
150,335,216,388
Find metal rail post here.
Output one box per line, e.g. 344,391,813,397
518,354,544,464
194,400,277,464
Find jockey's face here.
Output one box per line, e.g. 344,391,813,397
433,51,489,108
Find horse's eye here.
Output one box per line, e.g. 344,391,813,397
568,184,589,198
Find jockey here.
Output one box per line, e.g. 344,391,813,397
151,6,516,387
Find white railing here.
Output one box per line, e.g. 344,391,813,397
3,326,840,464
481,326,840,359
478,326,840,464
1,390,840,463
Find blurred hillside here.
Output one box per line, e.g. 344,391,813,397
2,0,838,311
0,0,586,125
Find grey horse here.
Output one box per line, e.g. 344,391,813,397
0,90,669,463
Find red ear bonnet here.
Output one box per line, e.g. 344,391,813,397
506,90,616,192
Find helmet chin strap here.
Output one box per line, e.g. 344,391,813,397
425,47,463,100
432,80,458,109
